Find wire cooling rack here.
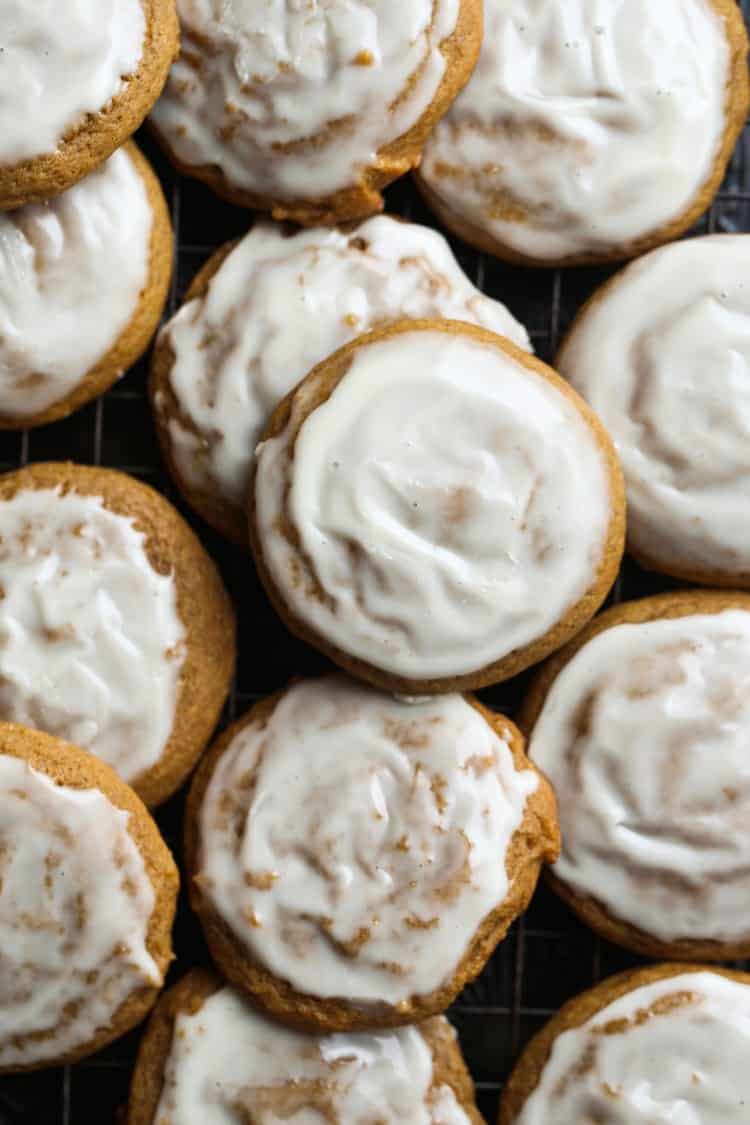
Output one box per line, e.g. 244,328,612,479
2,11,750,1119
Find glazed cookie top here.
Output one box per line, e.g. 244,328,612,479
0,751,161,1068
420,0,734,262
154,985,471,1124
559,235,750,579
515,971,750,1123
151,0,459,202
254,324,615,684
157,216,529,520
0,487,185,786
0,148,152,421
195,677,538,1005
529,607,750,944
0,0,145,164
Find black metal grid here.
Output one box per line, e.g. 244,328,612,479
1,9,750,1117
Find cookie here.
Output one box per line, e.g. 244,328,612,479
152,215,530,546
417,0,750,267
126,969,484,1125
0,144,172,429
558,234,750,585
0,463,235,808
0,0,178,210
500,963,750,1124
0,722,178,1072
185,676,559,1031
149,0,481,226
521,590,750,961
250,319,625,695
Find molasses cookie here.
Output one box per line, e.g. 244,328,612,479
522,590,750,960
250,319,625,695
417,0,749,267
0,463,235,808
152,215,530,545
150,0,482,225
0,722,178,1072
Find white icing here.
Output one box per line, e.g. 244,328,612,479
0,488,186,787
158,216,530,516
0,149,153,421
558,235,750,577
151,0,460,202
420,0,731,261
0,0,145,164
516,972,750,1124
197,676,538,1004
0,753,160,1068
529,609,750,944
155,986,471,1125
254,328,612,681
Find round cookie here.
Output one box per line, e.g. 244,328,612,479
185,675,559,1031
250,319,625,695
126,969,484,1125
152,215,530,546
417,0,750,268
557,234,750,585
150,0,482,225
0,144,172,429
0,0,179,210
0,722,178,1072
500,964,750,1124
521,590,750,961
0,463,235,808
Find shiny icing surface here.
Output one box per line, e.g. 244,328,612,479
559,235,750,577
254,328,612,680
0,753,160,1068
197,677,538,1004
158,216,530,516
0,0,145,163
529,609,750,944
516,972,750,1124
420,0,730,260
155,985,471,1124
0,488,185,786
151,0,459,201
0,149,152,420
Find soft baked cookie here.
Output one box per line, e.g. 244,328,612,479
185,676,559,1031
0,722,178,1072
150,0,482,225
0,463,235,808
0,144,172,429
417,0,750,267
521,590,750,961
152,215,530,545
126,969,484,1125
0,0,178,210
250,319,625,695
500,964,750,1124
558,235,750,585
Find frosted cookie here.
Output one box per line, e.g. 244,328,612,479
152,216,530,545
0,722,178,1072
558,235,750,585
0,144,172,430
0,463,235,808
251,320,625,695
0,1,178,210
126,969,483,1125
417,0,750,267
185,676,559,1030
500,964,750,1124
150,0,482,226
522,590,750,960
